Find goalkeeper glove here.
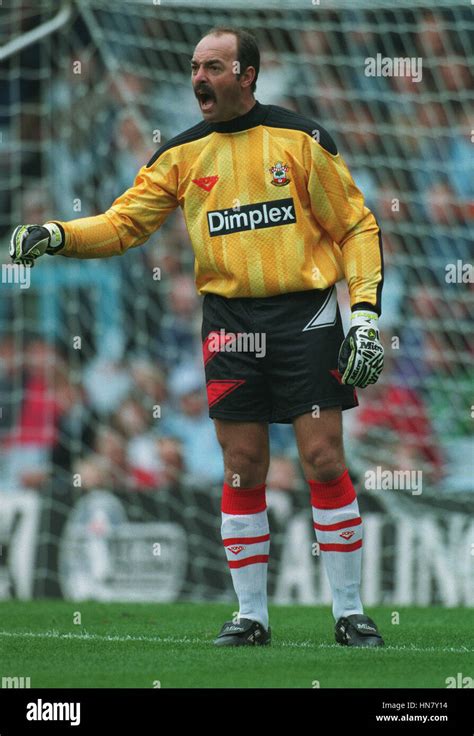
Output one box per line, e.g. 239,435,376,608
10,223,64,267
338,310,384,388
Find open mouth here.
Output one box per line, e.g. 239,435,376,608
196,89,216,112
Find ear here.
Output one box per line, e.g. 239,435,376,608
239,65,256,90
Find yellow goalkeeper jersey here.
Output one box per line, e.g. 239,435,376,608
52,101,383,313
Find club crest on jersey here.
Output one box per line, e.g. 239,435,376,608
269,161,290,187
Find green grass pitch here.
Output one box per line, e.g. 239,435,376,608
0,601,472,688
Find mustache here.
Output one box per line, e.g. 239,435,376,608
194,84,216,99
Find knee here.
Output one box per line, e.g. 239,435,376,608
300,436,345,482
222,444,268,488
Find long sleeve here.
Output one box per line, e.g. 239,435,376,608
307,137,383,314
50,156,179,259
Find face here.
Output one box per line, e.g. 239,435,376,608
191,33,254,121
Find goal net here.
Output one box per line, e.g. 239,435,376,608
0,0,472,605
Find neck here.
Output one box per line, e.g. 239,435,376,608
226,97,256,120
208,100,267,133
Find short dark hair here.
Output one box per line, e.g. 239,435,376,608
204,26,260,93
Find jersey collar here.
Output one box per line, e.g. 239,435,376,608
207,100,268,133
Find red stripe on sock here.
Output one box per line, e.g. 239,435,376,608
223,534,270,546
308,469,356,509
221,482,266,514
319,540,363,552
313,516,362,532
227,554,269,568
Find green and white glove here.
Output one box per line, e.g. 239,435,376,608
10,223,64,267
338,310,384,388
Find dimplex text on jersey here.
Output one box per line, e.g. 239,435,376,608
207,198,296,236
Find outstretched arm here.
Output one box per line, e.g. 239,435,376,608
10,154,179,264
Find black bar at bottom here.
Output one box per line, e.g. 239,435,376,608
0,687,472,733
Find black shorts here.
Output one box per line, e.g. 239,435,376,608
201,286,358,424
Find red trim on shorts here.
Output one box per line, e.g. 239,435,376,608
207,379,246,408
202,331,238,365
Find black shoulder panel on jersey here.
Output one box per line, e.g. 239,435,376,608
146,120,212,168
264,105,338,156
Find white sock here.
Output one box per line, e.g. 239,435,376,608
221,483,270,630
309,471,364,621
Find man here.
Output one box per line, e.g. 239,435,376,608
11,27,385,647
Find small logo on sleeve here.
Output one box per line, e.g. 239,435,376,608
192,176,219,192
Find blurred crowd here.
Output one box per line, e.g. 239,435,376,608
0,7,472,496
0,332,303,495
